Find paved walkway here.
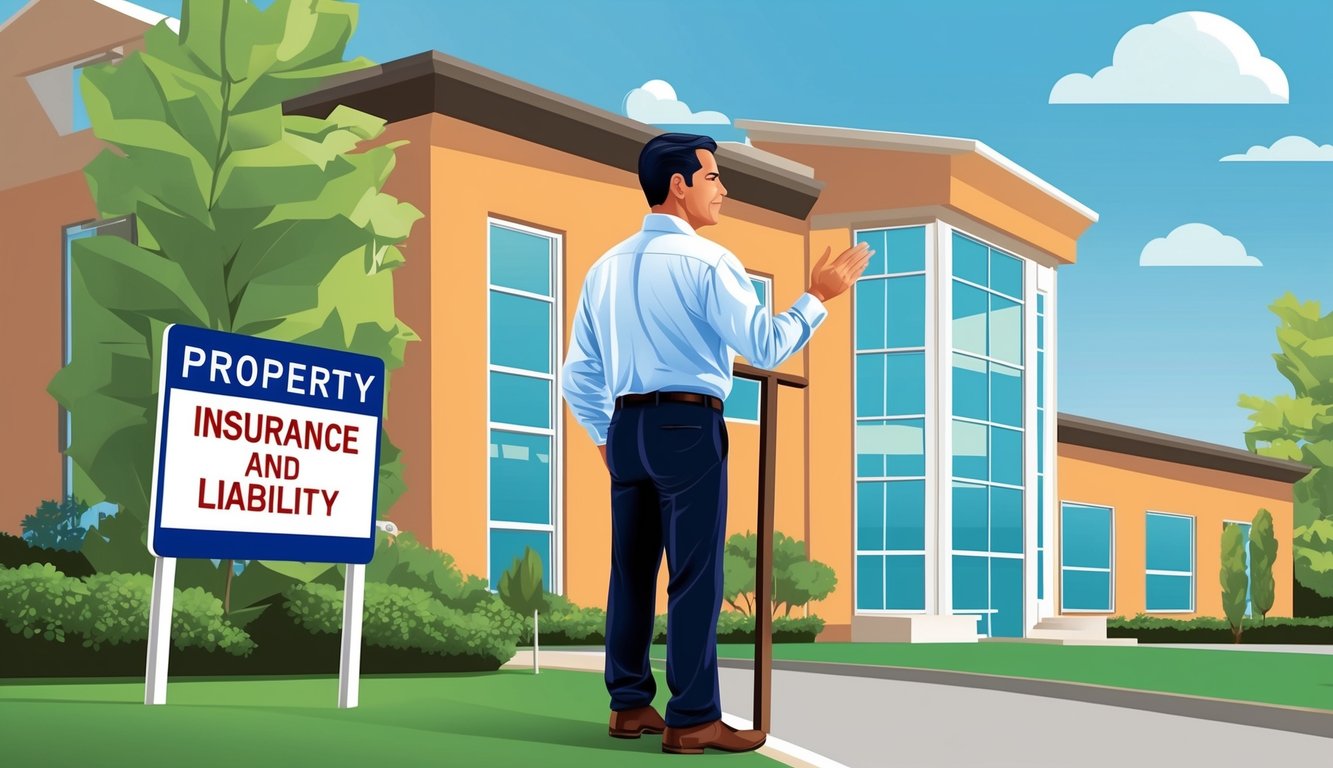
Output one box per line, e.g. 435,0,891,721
506,649,1333,768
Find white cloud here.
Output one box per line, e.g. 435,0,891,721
623,79,730,125
1140,224,1261,267
1050,12,1288,104
1221,135,1333,162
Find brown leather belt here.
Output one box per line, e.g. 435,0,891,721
615,391,724,412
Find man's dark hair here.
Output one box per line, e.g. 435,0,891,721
638,133,719,207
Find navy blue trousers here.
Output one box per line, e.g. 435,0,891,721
604,400,729,728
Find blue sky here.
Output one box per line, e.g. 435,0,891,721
10,0,1332,448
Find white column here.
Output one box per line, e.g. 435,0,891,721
144,555,176,705
933,221,954,616
1045,268,1060,616
1023,265,1041,635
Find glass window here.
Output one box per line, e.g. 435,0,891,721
1061,503,1113,612
990,250,1023,299
749,276,768,309
952,555,989,610
724,377,761,423
989,364,1022,427
856,230,888,277
952,481,988,552
989,294,1022,365
990,426,1022,486
886,227,926,273
489,528,553,589
885,480,925,551
72,66,90,132
952,420,988,481
952,282,988,356
1146,513,1193,573
856,482,886,552
990,557,1023,637
990,486,1023,554
952,354,988,422
886,276,926,348
952,233,988,286
885,555,925,610
857,419,926,478
488,221,560,590
855,279,887,351
885,352,925,416
857,555,885,611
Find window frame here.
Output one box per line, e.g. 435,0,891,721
1059,500,1115,614
1145,510,1195,614
723,272,773,426
485,217,564,594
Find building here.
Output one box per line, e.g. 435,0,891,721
1,1,1307,640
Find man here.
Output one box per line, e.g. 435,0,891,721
561,133,871,755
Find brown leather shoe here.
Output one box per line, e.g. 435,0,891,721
609,705,667,739
662,720,766,755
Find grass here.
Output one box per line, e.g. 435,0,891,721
0,670,778,767
657,643,1333,712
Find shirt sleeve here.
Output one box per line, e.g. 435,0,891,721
701,250,828,370
560,288,613,445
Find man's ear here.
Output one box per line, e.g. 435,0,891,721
670,172,687,200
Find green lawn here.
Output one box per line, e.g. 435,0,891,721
666,643,1333,712
0,670,777,767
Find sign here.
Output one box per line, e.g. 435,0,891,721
148,324,384,564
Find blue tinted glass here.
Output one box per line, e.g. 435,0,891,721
885,352,925,416
953,354,988,421
1037,408,1046,469
886,227,926,273
1062,569,1111,611
1037,352,1045,409
952,233,988,285
490,372,551,428
489,430,552,524
885,480,925,551
1147,514,1192,572
952,282,988,356
990,426,1022,486
990,249,1023,299
1037,313,1045,350
886,276,926,348
952,420,987,481
989,294,1022,365
1037,293,1046,314
857,555,884,610
1037,549,1045,600
72,67,90,132
1146,574,1192,612
1062,504,1111,569
856,354,885,418
990,364,1022,428
857,230,888,277
1036,476,1045,547
855,279,886,351
885,555,925,610
856,482,886,551
952,555,988,610
858,420,925,477
990,486,1023,554
490,292,551,372
749,277,769,309
725,377,761,422
990,557,1023,637
490,225,552,295
489,528,552,590
952,481,988,552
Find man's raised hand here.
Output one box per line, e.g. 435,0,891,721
809,241,874,302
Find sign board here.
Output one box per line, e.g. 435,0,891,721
148,324,384,564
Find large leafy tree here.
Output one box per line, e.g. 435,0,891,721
48,0,420,586
1239,293,1333,598
1249,508,1277,622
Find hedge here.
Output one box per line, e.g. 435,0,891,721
522,605,824,646
1108,614,1333,644
0,533,95,578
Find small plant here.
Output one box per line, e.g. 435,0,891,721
1249,509,1278,623
499,547,547,673
1220,525,1249,643
21,497,89,552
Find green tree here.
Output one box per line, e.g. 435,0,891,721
1249,509,1278,623
722,531,838,617
723,532,757,615
1220,524,1249,643
499,547,547,674
47,0,420,582
1240,293,1333,599
21,497,90,552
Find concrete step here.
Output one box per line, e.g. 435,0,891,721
1036,616,1108,631
983,636,1138,647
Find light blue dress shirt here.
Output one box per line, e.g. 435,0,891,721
562,213,828,445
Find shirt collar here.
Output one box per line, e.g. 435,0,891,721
642,213,697,236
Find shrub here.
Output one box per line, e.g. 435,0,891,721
367,532,492,610
0,565,252,655
1108,614,1333,644
21,497,89,551
723,531,837,617
285,582,522,667
0,532,95,577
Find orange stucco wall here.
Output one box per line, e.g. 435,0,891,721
1057,443,1295,619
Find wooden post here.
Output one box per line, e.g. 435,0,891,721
734,364,807,735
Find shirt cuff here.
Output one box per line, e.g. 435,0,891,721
792,292,829,330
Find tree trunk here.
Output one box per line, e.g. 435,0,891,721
533,610,540,675
223,559,234,615
1232,625,1242,644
